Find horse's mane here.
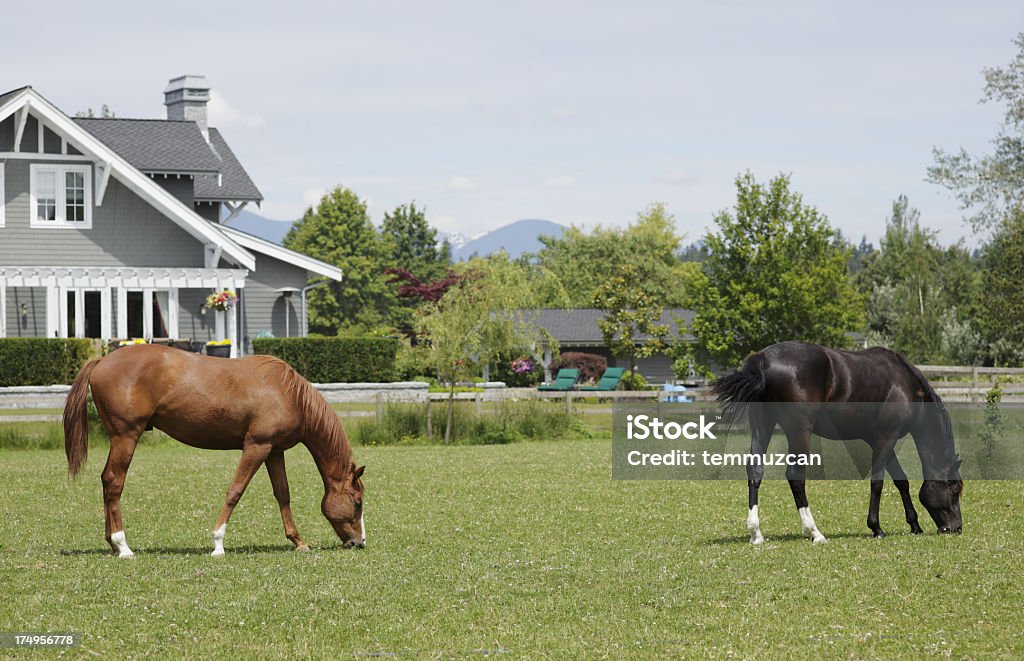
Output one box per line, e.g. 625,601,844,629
877,347,958,468
251,356,353,466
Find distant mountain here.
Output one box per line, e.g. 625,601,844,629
222,208,295,244
454,219,566,260
440,230,468,253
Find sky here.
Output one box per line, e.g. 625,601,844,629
3,1,1022,246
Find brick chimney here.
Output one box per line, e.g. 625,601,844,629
164,75,211,139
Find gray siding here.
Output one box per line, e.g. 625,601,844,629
194,201,220,222
5,287,47,337
0,116,13,151
0,158,206,267
19,115,38,152
237,253,307,352
151,174,194,207
176,288,217,344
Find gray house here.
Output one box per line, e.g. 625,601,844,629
0,76,340,356
529,308,694,383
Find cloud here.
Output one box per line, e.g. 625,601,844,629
659,170,695,185
542,175,576,188
550,107,578,120
207,90,266,128
447,176,476,191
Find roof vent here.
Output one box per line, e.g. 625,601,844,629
164,75,211,139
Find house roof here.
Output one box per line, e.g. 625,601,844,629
74,117,222,174
193,129,263,202
527,308,695,345
0,87,256,270
220,225,342,281
74,119,263,203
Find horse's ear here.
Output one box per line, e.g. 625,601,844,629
353,465,365,480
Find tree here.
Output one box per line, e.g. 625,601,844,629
536,203,689,307
380,202,452,330
686,172,864,369
74,104,115,118
592,265,669,380
283,186,393,333
928,33,1024,232
856,197,984,364
979,209,1024,365
415,256,542,442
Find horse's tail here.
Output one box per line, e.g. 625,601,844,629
64,357,101,478
711,352,767,422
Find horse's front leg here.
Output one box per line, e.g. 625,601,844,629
265,451,309,551
786,428,826,544
886,455,923,534
867,439,899,538
211,439,273,557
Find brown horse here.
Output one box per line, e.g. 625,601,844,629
63,344,365,557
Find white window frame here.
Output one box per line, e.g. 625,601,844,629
29,163,93,229
116,288,179,340
0,162,5,228
59,287,112,339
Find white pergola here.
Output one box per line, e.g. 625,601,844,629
0,266,248,356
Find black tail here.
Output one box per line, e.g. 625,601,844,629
711,352,767,422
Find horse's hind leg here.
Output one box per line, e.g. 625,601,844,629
886,455,923,534
747,404,774,545
265,451,309,551
867,438,899,538
102,432,141,558
211,439,273,556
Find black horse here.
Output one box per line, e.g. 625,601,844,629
712,341,963,544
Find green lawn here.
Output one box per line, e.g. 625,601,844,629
1,439,1021,657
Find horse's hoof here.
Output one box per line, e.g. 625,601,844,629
211,549,225,557
872,530,886,539
118,550,135,559
812,534,828,544
750,533,765,545
910,525,923,535
295,544,311,552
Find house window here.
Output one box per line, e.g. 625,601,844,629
124,289,174,339
29,164,92,228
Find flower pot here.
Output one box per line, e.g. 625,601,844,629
206,345,231,358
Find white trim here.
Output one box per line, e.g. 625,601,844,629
38,120,44,154
0,162,5,228
117,286,128,337
0,267,248,290
46,287,58,338
101,287,112,339
220,225,343,281
29,163,93,229
0,89,256,270
95,162,111,206
0,152,92,161
74,289,85,338
167,288,179,337
57,285,68,338
0,284,6,338
13,106,28,152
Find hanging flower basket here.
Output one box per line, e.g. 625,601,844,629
204,290,238,312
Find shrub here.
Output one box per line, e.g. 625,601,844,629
549,352,607,384
621,371,650,391
352,398,583,445
492,354,544,387
252,336,398,383
0,338,94,386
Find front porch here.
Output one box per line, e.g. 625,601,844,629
0,266,248,357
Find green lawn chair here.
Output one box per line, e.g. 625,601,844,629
537,368,580,391
578,367,627,391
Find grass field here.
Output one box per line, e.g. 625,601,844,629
1,438,1023,657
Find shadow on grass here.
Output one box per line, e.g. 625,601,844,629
60,544,302,557
705,531,892,546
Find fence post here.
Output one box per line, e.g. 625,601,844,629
425,395,432,439
565,391,572,416
972,366,979,405
475,392,482,414
376,393,383,423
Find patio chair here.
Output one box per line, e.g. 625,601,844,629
578,367,627,391
537,368,580,391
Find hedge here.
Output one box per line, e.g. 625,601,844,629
252,336,399,383
0,338,95,386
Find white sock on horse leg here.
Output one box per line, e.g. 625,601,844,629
748,505,765,545
798,506,827,544
110,530,134,558
211,524,227,557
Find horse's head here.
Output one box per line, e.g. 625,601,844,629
919,461,962,534
322,463,365,548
